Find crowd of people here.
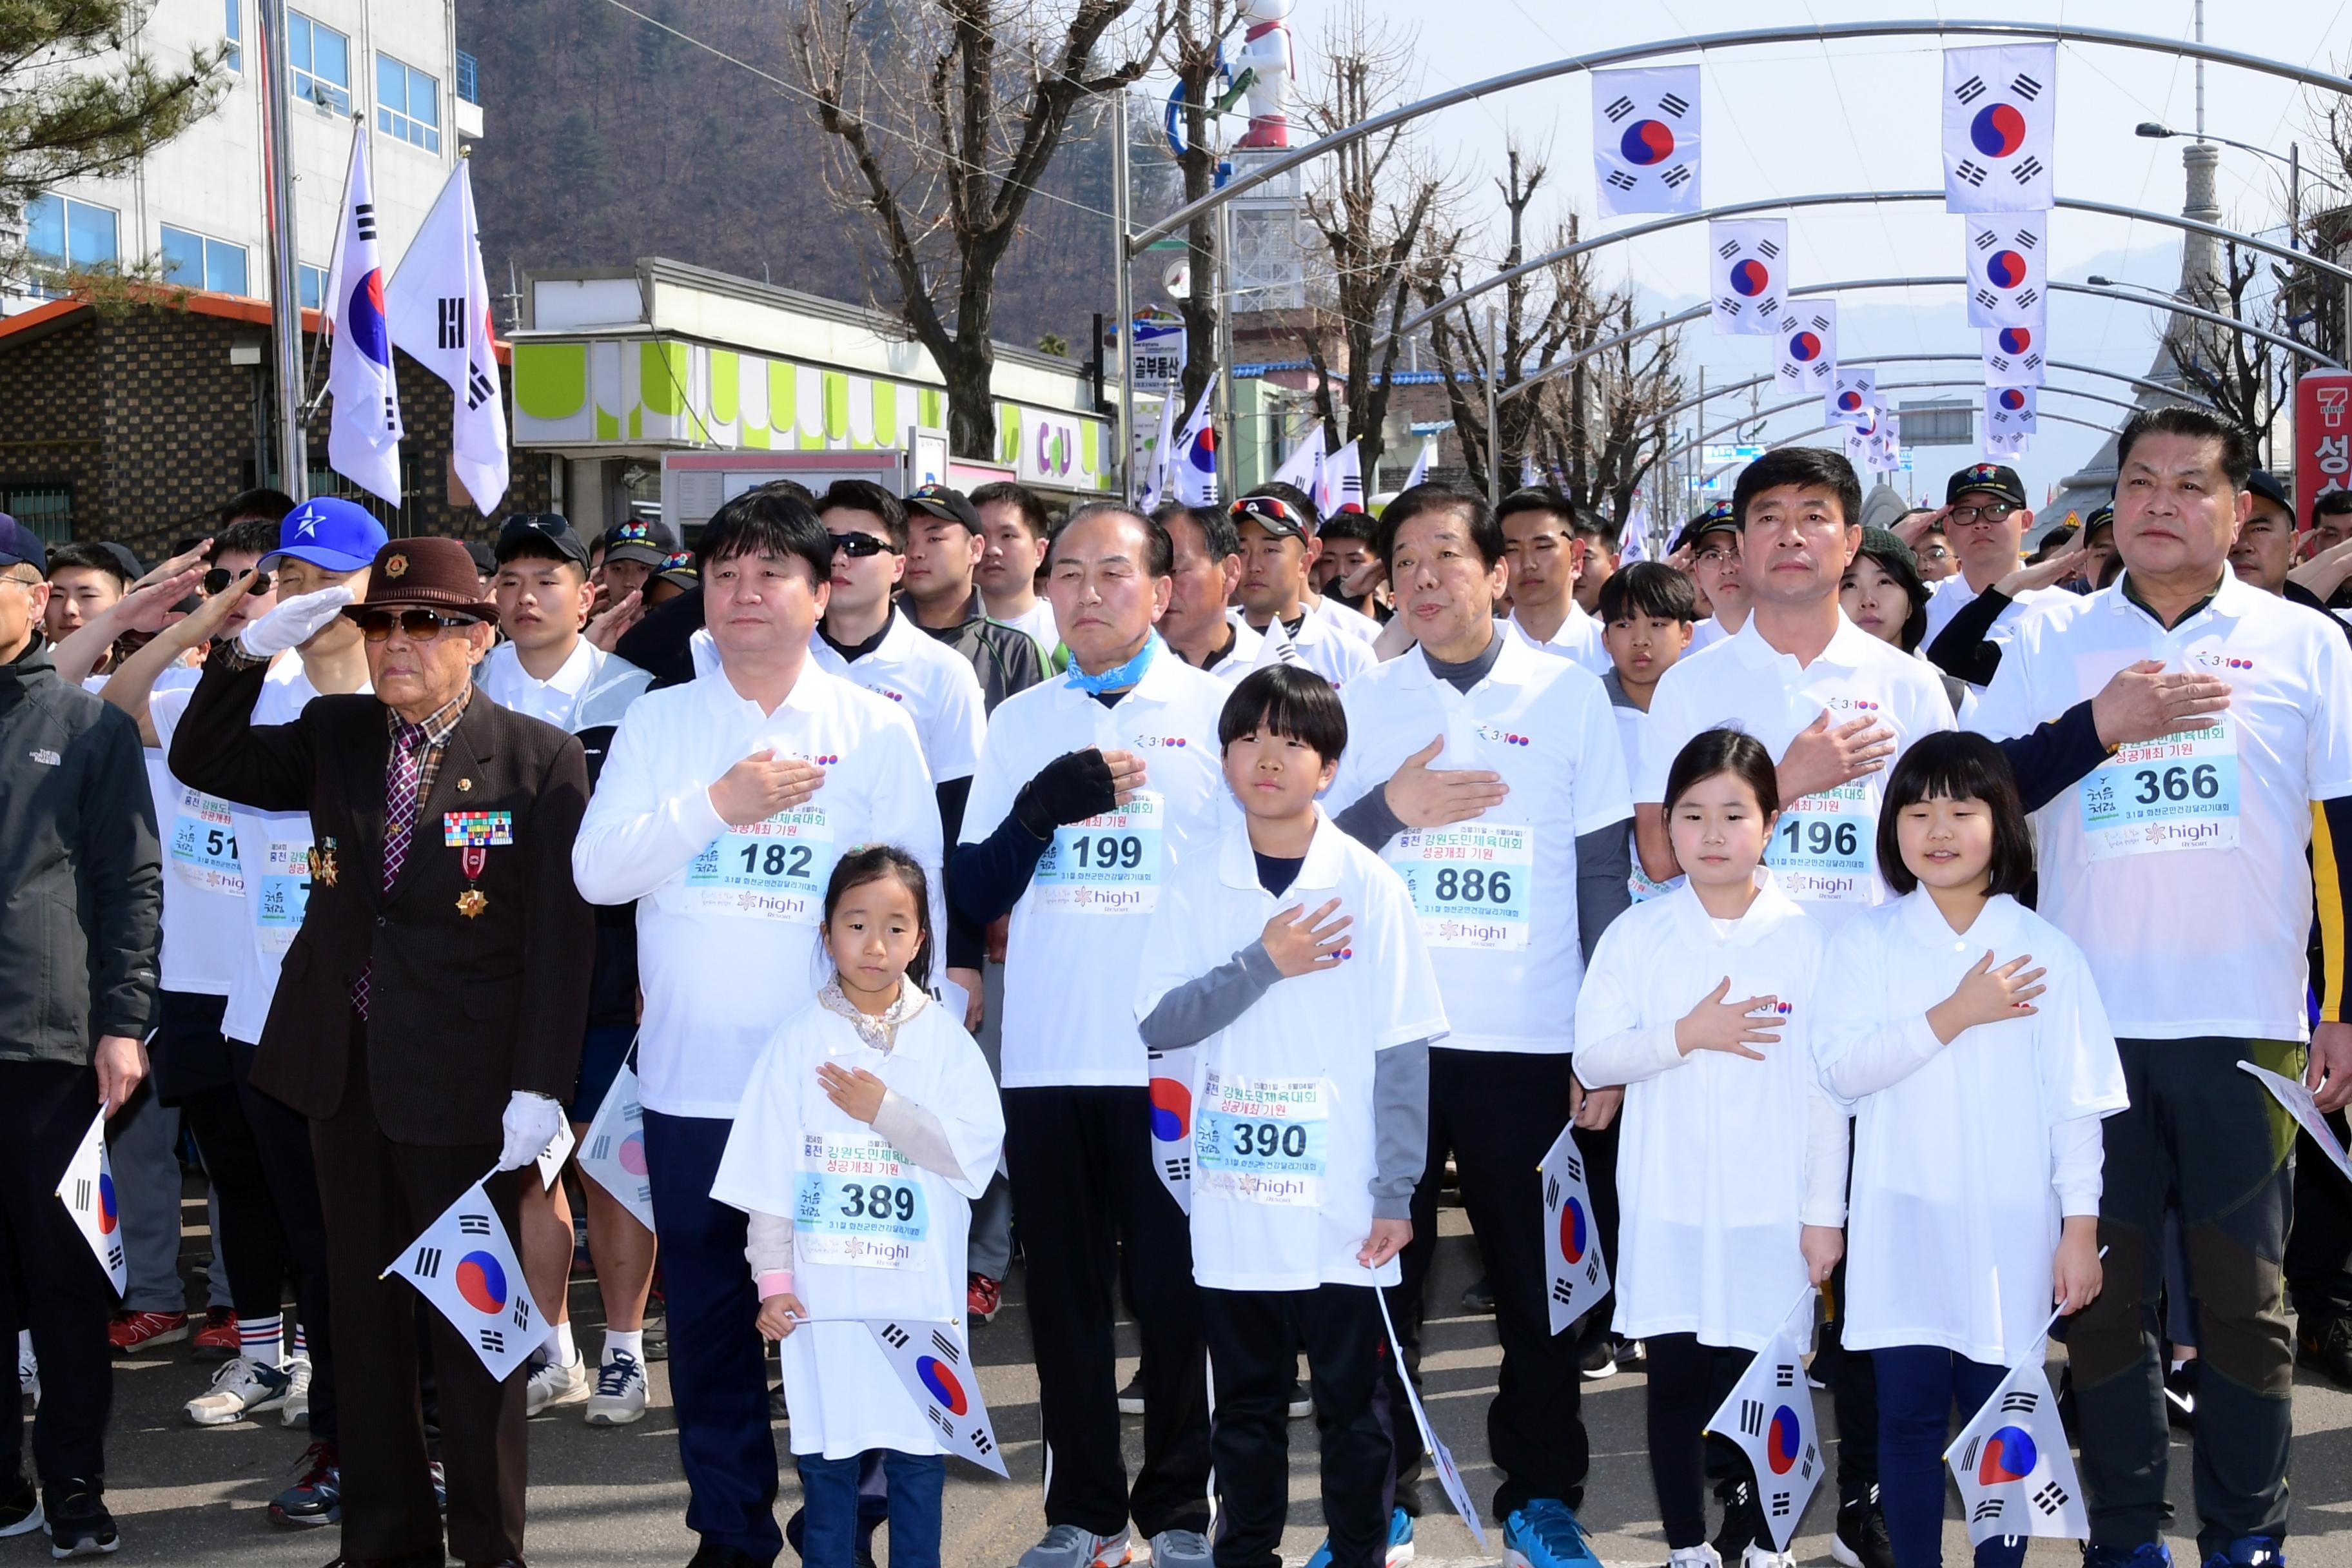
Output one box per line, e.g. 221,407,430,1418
3,404,2349,1568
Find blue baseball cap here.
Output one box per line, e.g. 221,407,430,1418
0,514,44,574
262,497,389,573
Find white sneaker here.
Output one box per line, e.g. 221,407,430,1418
583,1351,647,1426
524,1355,591,1416
1669,1546,1723,1568
1740,1544,1797,1568
1017,1524,1134,1567
185,1357,291,1426
280,1356,313,1428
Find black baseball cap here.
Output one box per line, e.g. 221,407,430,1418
2083,502,2115,539
460,539,497,580
1946,462,2027,508
903,484,982,533
1670,498,1738,556
496,513,591,569
0,514,44,574
2246,469,2292,513
600,516,681,568
654,547,699,591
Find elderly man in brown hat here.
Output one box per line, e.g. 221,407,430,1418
170,536,593,1568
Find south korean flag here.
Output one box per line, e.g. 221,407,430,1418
1986,429,2032,459
1706,1292,1827,1551
1865,405,1903,474
1966,214,2048,328
1983,324,2046,387
1146,1046,1198,1215
1986,385,2039,438
1592,66,1700,217
1709,219,1786,335
385,1179,547,1381
866,1320,1009,1476
1946,1360,2088,1545
1943,43,2055,213
578,1061,655,1233
1826,368,1878,429
1775,302,1837,393
55,1108,125,1295
1539,1121,1610,1335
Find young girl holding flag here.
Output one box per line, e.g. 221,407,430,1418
1574,729,1848,1568
1816,733,2125,1568
710,847,1003,1568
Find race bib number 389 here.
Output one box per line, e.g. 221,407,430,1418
2078,720,2240,860
1386,823,1535,950
1032,793,1164,914
794,1132,930,1269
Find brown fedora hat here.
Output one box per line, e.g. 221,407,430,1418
339,538,500,623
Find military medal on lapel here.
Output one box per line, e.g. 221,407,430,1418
444,810,513,920
309,838,340,888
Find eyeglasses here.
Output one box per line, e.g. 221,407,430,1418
355,609,480,642
1694,546,1738,565
1946,503,2019,527
829,533,895,559
201,567,270,596
1919,545,1953,562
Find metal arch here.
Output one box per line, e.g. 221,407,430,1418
1391,191,2352,346
1758,407,2118,455
1128,21,2352,253
1650,355,2217,429
1659,379,2142,472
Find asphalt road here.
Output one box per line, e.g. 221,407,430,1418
34,1189,2352,1567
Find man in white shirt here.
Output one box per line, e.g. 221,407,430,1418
1498,487,1611,676
972,479,1063,660
1157,502,1263,683
951,504,1235,1568
1921,462,2068,657
1231,491,1376,690
572,488,941,1568
1972,408,2352,1568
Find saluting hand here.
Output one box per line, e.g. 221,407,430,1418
1261,899,1352,978
1927,950,2045,1043
1776,710,1896,801
1673,977,1785,1060
708,748,827,828
1382,736,1508,829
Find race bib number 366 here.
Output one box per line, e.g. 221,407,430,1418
1032,792,1164,914
1767,781,1875,904
1386,823,1534,950
2079,720,2240,860
794,1132,930,1269
685,805,834,923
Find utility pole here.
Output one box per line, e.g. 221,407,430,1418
1112,93,1134,502
1485,306,1500,505
257,0,307,499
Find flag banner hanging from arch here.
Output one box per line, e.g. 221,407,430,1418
1965,214,2050,328
1943,43,2056,213
1986,429,2032,459
1776,302,1838,393
1983,325,2047,386
1592,66,1701,217
1826,368,1878,429
1710,219,1787,335
1986,385,2040,438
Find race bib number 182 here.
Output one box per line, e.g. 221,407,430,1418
685,805,834,923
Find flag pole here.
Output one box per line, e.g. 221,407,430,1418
255,0,308,500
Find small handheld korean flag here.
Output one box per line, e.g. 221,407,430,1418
1592,65,1700,217
1539,1121,1610,1336
1986,386,2039,438
1966,215,2049,328
1374,1286,1488,1550
1402,438,1433,489
1826,368,1878,429
1983,325,2046,387
1946,1359,2088,1545
2240,1061,2352,1186
578,1061,656,1233
386,1179,546,1381
1709,219,1787,335
1776,302,1838,393
1146,1046,1198,1214
1705,1291,1826,1551
1172,384,1220,507
1620,498,1652,564
865,1319,1009,1476
533,1117,575,1192
55,1108,125,1294
1943,43,2055,213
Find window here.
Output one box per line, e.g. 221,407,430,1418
161,226,251,295
375,54,440,153
299,263,327,311
224,0,240,70
24,193,120,270
3,486,75,545
288,12,349,115
455,50,478,106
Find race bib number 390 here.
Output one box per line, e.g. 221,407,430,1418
793,1132,930,1269
2078,720,2240,860
1194,1071,1328,1207
1767,780,1875,904
685,805,833,923
1032,792,1164,914
1386,823,1534,949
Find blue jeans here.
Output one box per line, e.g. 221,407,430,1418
1870,1346,2026,1568
796,1449,945,1568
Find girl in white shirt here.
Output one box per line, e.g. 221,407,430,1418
710,846,1004,1568
1576,729,1848,1568
1816,732,2126,1568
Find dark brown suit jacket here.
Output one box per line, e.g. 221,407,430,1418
170,657,593,1146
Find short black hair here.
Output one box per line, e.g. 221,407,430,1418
2115,406,2255,492
1246,480,1321,533
1876,730,2035,899
816,479,909,553
1734,447,1862,532
1153,501,1239,561
1376,484,1504,571
821,844,934,990
208,516,282,563
749,478,816,505
218,487,295,529
1573,511,1622,549
2315,489,2352,522
1494,485,1577,534
970,480,1050,540
1663,727,1780,818
698,487,836,590
1317,511,1375,546
1053,502,1174,577
1218,663,1348,763
1598,560,1697,624
45,542,130,587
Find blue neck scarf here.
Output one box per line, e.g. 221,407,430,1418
1066,632,1163,696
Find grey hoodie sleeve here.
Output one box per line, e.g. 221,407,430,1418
1575,821,1633,966
1138,941,1285,1048
1370,1040,1431,1220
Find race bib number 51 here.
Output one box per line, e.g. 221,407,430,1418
2079,719,2240,860
1386,823,1534,950
1032,792,1163,913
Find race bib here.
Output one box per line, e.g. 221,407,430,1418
1767,781,1876,904
168,788,243,895
1194,1070,1329,1207
683,805,834,923
253,835,314,953
1386,823,1534,950
793,1131,930,1269
1030,792,1164,914
2078,719,2240,860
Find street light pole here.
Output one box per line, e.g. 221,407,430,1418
1112,95,1134,504
1485,306,1500,505
257,0,308,500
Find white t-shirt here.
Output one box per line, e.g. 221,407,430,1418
710,997,1003,1458
1817,892,2127,1362
1689,615,1736,652
1231,606,1377,691
478,639,647,733
992,598,1060,660
960,647,1240,1088
1640,613,1957,923
1199,618,1268,689
1509,602,1612,680
1970,571,2352,1040
808,612,986,785
1135,816,1447,1290
1572,874,1846,1350
1923,573,2070,652
1328,631,1633,1054
119,666,243,996
572,663,943,1117
1311,594,1384,645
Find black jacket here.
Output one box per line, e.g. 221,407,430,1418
899,591,1047,715
0,639,161,1063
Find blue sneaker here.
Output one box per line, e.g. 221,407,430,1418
2202,1539,2284,1568
2084,1545,2173,1568
1505,1498,1602,1568
1302,1507,1416,1567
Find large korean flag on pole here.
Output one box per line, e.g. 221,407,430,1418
1710,219,1787,335
1775,302,1837,393
386,158,509,514
1944,43,2055,213
1705,1292,1827,1551
385,1179,546,1381
55,1108,125,1294
1593,66,1700,217
1172,383,1220,507
1966,214,2050,328
866,1319,1010,1476
1827,368,1878,429
324,126,404,504
1983,325,2046,386
1540,1121,1609,1336
1986,385,2040,438
1945,1360,2088,1545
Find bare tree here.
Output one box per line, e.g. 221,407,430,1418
796,0,1169,458
1533,291,1681,524
1160,0,1237,412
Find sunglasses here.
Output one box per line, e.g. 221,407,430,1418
355,609,480,642
829,533,895,558
202,567,270,596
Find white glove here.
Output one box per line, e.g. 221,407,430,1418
238,583,357,658
496,1091,565,1173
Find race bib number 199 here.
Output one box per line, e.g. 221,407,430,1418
1032,792,1164,913
1767,781,1875,904
1386,823,1534,950
2079,720,2240,860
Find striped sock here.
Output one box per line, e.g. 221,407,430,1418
239,1312,285,1367
290,1321,308,1361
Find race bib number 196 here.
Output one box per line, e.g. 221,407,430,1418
1032,792,1164,913
1767,781,1875,904
2079,720,2240,860
1386,823,1534,949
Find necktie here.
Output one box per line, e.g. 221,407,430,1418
354,721,426,1019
